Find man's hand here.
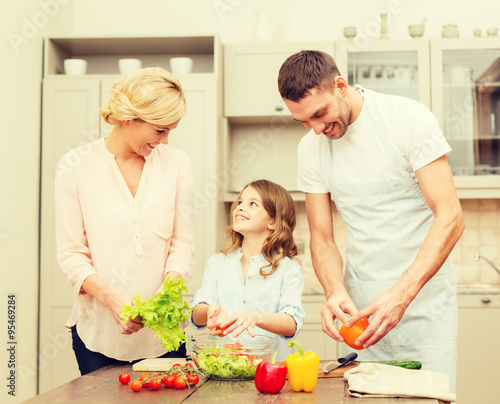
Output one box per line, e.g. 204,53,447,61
346,286,411,348
322,289,358,342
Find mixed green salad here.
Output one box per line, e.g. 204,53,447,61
196,342,263,379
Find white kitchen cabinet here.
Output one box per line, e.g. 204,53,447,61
224,41,335,117
223,41,334,199
457,293,500,403
430,38,500,198
39,36,222,392
39,77,102,392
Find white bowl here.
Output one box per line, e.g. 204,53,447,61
64,59,87,76
118,58,142,76
408,24,425,39
486,28,498,37
170,57,193,75
343,26,357,40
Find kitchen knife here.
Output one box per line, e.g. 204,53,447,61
322,352,358,374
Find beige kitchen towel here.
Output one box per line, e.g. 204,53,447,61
343,363,456,403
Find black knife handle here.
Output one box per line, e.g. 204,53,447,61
339,352,358,364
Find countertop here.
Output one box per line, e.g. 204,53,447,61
21,364,441,404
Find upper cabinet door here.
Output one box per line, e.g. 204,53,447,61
336,40,431,108
430,38,500,197
224,42,335,117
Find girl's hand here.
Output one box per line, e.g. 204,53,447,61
224,310,264,338
207,303,228,336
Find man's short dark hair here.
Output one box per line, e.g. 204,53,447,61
278,50,341,102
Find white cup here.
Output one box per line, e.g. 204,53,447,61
118,58,142,76
64,59,87,76
170,57,193,75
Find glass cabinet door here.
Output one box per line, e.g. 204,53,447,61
336,40,431,107
431,39,500,181
348,50,419,100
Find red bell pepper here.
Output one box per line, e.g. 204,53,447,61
254,350,287,394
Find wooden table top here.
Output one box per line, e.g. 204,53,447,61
22,364,440,404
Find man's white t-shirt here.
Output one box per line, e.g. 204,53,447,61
297,88,451,192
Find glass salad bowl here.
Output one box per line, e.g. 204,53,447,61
186,332,274,380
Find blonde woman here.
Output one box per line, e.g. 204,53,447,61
190,180,305,362
55,67,195,374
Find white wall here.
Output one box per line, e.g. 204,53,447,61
70,0,500,43
1,1,72,402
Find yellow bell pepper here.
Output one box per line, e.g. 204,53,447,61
286,340,320,393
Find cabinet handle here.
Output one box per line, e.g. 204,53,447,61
275,105,284,111
481,297,491,304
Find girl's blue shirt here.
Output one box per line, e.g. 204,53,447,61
190,247,306,361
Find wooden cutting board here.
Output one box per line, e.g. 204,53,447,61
317,360,359,378
132,357,187,371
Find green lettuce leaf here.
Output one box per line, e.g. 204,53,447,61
120,277,192,351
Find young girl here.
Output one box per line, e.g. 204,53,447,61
190,179,305,361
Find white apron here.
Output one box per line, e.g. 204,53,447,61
328,86,457,392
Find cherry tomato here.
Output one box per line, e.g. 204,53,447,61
118,372,130,384
139,373,150,381
183,362,193,369
172,363,182,368
130,380,142,392
187,374,199,386
339,317,370,350
149,378,162,390
163,374,176,388
174,375,187,389
214,323,227,332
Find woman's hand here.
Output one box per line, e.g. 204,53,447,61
82,275,144,335
103,290,144,335
207,303,228,336
223,310,265,338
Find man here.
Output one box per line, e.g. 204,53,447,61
278,50,464,391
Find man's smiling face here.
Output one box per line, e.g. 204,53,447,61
284,79,352,140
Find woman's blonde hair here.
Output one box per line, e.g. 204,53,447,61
223,179,298,278
100,67,186,126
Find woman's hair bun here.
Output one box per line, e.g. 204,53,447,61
100,67,186,126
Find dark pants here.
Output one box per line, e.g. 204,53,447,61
71,325,187,375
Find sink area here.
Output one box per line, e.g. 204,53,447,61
457,284,500,294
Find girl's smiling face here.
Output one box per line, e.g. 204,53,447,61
232,186,275,237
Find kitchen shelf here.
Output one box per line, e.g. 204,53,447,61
43,35,221,77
